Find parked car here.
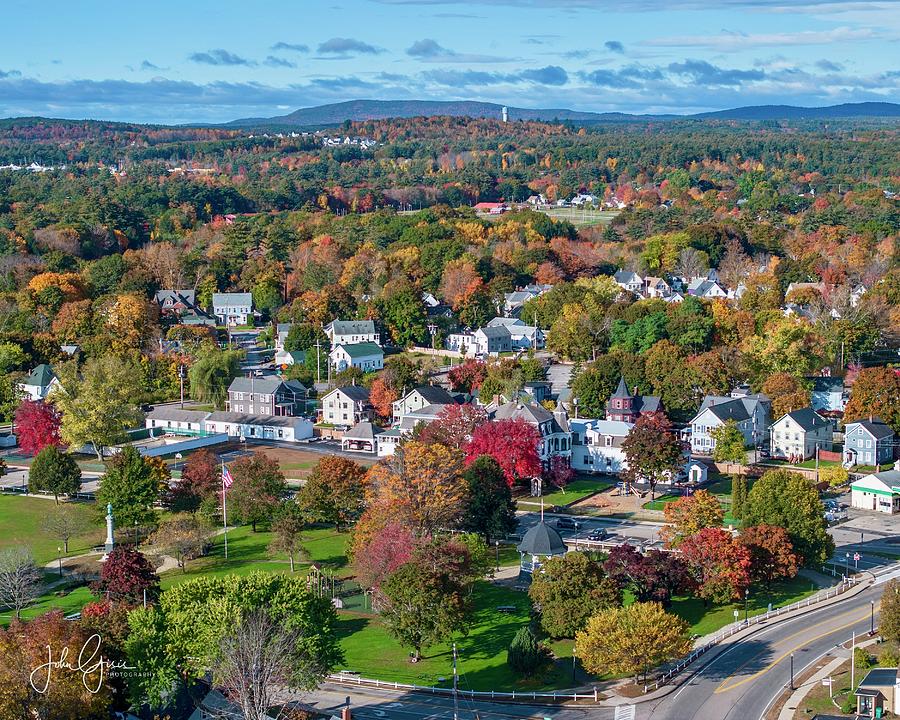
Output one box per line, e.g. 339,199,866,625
556,517,582,531
586,528,608,541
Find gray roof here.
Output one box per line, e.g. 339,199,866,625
331,385,370,403
146,408,210,423
23,364,55,387
343,421,381,441
155,289,196,306
517,522,566,556
409,385,458,405
846,417,894,440
207,411,305,427
334,341,383,359
493,400,553,424
857,668,899,688
487,316,525,327
614,270,642,285
778,407,829,432
868,470,900,486
478,325,511,339
328,319,376,336
212,292,252,306
228,376,294,395
809,376,843,392
705,398,751,423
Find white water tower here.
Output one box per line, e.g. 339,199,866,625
502,106,508,123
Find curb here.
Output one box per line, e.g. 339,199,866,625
620,575,873,706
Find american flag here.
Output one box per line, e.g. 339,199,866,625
221,465,234,489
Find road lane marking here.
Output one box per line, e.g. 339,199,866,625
714,613,868,694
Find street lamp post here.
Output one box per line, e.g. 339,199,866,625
744,588,749,623
134,520,139,546
871,600,875,636
56,546,62,577
790,653,795,691
495,540,500,571
845,552,851,577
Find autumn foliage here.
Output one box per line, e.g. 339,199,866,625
465,418,542,487
13,400,63,455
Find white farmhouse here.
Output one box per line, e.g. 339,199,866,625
569,418,632,474
769,407,832,461
204,412,312,442
329,342,384,372
689,393,770,455
320,386,372,427
17,364,60,401
212,293,253,326
324,319,380,347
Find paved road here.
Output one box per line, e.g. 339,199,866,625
642,565,900,720
517,511,663,549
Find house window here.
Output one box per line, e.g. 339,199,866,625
604,436,612,447
866,440,872,448
583,454,591,464
278,430,284,438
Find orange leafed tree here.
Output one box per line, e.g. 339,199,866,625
369,377,398,422
363,441,466,536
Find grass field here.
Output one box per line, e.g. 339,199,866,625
159,524,352,590
535,207,619,228
336,581,587,690
517,478,611,509
0,495,103,565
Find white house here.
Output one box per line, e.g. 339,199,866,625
570,418,632,474
643,276,672,299
843,418,895,468
17,364,60,401
274,349,305,366
445,332,477,356
473,326,512,355
376,427,403,457
769,407,832,461
275,323,293,350
850,283,867,308
392,385,458,421
204,411,313,442
145,408,211,436
486,317,545,350
212,293,253,326
687,278,728,299
850,468,900,514
329,342,384,372
324,319,380,347
320,386,372,427
689,393,771,455
613,270,644,294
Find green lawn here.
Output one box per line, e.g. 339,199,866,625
336,581,584,691
518,478,611,509
670,575,820,637
159,524,351,590
0,495,103,565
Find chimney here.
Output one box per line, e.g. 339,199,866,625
342,708,352,720
633,386,639,396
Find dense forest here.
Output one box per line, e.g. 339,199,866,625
0,114,897,419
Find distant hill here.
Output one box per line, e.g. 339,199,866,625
694,102,900,120
226,99,667,127
227,99,900,128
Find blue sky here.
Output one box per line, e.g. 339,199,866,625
0,0,898,123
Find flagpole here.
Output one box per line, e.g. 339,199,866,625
222,462,229,560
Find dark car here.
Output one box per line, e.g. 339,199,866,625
555,517,582,531
587,528,608,541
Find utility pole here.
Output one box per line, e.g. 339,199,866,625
179,364,185,409
315,337,322,385
452,643,459,720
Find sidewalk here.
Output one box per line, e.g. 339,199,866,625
775,636,878,720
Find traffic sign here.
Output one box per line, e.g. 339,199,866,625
854,552,860,561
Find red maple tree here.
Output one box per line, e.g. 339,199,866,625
13,400,63,456
448,359,487,393
369,377,398,422
679,527,752,603
465,418,542,487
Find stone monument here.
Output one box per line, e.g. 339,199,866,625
101,502,115,561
